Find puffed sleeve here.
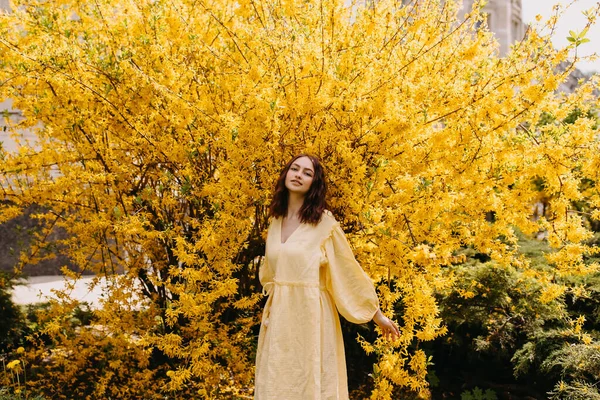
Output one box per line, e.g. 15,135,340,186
322,223,379,324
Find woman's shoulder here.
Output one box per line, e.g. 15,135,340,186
321,209,334,219
319,210,339,227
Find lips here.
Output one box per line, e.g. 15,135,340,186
291,180,302,185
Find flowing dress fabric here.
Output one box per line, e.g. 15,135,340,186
255,212,378,400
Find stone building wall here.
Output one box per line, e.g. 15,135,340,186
0,204,77,277
459,0,525,56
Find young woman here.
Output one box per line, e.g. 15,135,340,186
255,154,400,400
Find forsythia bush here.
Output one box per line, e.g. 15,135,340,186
0,0,599,398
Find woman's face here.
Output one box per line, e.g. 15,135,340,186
285,156,315,196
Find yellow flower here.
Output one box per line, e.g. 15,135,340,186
16,347,25,354
7,360,20,369
581,334,593,345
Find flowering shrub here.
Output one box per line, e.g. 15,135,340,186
1,0,599,398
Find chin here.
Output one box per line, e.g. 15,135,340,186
287,186,307,195
286,183,301,191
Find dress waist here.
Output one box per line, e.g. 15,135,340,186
262,279,326,296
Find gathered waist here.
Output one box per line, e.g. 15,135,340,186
262,279,326,296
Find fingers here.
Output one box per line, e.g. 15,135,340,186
388,319,400,340
379,317,400,341
391,320,400,338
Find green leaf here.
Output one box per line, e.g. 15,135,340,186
483,389,498,400
461,392,474,400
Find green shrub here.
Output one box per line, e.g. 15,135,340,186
0,388,45,400
0,274,26,353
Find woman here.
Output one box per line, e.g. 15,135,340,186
255,154,400,400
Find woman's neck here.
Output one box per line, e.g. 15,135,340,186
286,192,305,220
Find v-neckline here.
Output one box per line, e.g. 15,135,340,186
280,217,302,244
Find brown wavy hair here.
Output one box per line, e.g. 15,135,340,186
269,154,327,225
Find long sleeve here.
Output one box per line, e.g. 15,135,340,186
322,223,379,324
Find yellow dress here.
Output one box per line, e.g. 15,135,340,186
255,211,379,400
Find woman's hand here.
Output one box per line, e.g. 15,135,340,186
373,309,400,341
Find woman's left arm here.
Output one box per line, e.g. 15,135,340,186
372,309,400,341
323,222,401,341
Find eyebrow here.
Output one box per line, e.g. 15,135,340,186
291,163,314,173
